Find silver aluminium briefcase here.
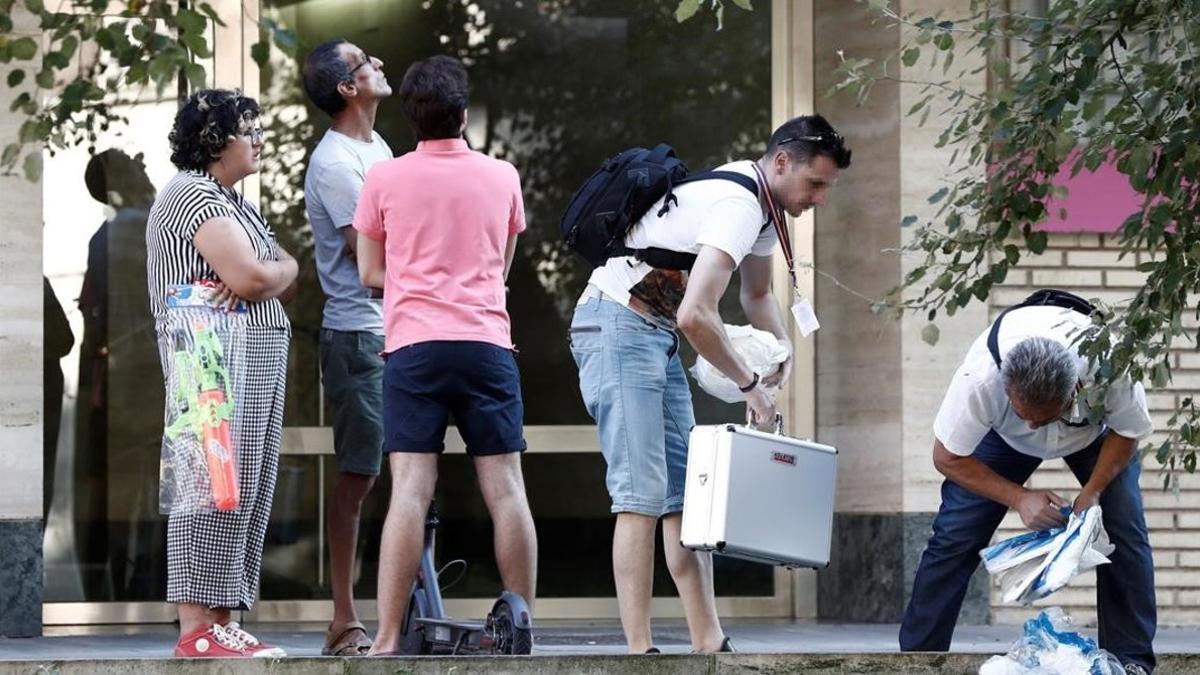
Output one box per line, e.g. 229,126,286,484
680,421,838,569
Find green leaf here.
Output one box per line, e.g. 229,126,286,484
22,151,41,182
731,0,753,10
59,34,77,60
6,68,23,87
1026,230,1048,255
42,50,67,69
34,66,53,88
184,62,206,89
935,271,953,291
1152,362,1170,388
928,186,949,204
182,32,212,58
176,7,208,35
1,143,19,166
0,12,12,32
125,61,148,84
10,36,38,60
197,2,226,26
1054,130,1076,157
1004,245,1020,265
250,40,270,67
921,323,940,346
675,0,702,22
23,0,42,13
901,214,918,227
902,47,919,67
933,32,953,50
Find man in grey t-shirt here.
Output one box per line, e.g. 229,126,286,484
302,39,393,657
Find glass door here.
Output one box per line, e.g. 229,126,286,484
253,0,784,621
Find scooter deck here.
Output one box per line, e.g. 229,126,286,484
414,617,486,632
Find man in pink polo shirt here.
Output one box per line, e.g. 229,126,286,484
354,55,537,655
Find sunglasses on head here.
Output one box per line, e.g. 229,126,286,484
777,132,845,147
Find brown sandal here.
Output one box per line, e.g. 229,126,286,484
321,621,373,656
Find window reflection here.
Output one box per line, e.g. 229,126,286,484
262,0,772,427
43,104,179,602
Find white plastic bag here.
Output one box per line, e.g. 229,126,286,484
690,324,789,403
978,608,1124,675
981,506,1114,605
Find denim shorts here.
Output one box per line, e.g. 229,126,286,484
319,329,385,476
568,296,695,517
383,340,526,456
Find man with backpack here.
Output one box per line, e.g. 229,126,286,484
565,114,851,653
900,290,1157,675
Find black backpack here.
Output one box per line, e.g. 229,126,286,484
560,143,759,271
988,288,1096,368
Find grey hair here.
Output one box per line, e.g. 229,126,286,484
1002,337,1078,408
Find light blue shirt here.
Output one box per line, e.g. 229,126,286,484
304,129,393,333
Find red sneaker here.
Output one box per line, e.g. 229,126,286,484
223,621,287,657
174,624,249,657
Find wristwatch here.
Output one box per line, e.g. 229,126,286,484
738,372,760,393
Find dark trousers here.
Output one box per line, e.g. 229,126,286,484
899,430,1157,672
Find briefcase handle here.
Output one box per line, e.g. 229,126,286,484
746,410,785,436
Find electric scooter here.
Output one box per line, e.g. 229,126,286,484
396,502,534,655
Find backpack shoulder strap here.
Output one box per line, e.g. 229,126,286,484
988,288,1097,369
987,305,1021,369
675,169,758,196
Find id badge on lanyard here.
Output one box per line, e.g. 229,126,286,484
751,163,820,337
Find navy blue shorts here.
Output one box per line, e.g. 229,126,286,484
383,341,527,456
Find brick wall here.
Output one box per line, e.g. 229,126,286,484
989,233,1200,626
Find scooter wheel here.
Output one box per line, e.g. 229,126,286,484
491,600,532,655
400,594,431,655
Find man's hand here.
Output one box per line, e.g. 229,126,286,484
1014,489,1070,531
745,386,777,430
1072,489,1100,514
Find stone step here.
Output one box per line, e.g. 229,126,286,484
3,654,1199,675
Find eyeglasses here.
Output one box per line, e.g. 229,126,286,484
348,52,374,78
777,132,845,148
241,127,264,145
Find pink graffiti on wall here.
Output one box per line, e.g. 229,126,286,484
1040,157,1141,233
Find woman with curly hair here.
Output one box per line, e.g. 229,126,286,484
146,88,297,658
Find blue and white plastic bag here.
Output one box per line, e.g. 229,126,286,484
981,506,1114,605
978,608,1124,675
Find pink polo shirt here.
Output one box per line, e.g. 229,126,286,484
353,138,526,352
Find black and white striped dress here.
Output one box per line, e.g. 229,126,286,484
147,169,291,609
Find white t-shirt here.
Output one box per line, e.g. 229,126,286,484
304,129,393,333
933,305,1153,459
585,160,775,322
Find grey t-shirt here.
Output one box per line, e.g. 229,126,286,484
304,129,393,333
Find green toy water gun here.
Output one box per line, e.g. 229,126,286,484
164,322,240,511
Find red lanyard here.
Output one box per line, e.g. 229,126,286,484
751,162,797,290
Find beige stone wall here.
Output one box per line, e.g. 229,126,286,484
0,5,44,522
989,233,1200,626
812,0,906,513
897,0,992,514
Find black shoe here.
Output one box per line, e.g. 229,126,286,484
1124,664,1150,675
645,647,661,654
718,636,736,653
